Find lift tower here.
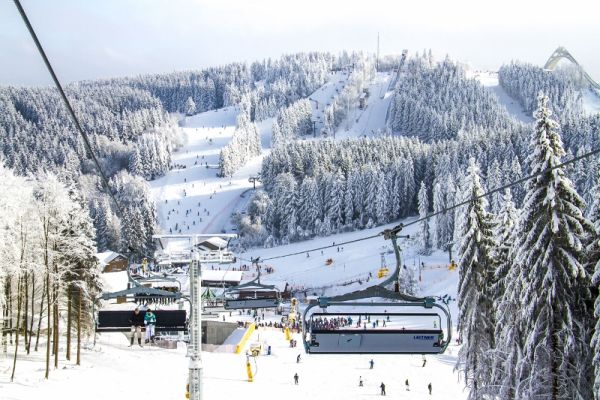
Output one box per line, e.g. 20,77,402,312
153,234,237,400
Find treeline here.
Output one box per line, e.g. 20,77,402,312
455,95,599,400
271,99,313,148
219,112,262,177
0,83,173,258
0,165,101,380
498,61,583,118
237,116,529,248
388,56,516,141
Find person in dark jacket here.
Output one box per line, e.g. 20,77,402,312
380,382,386,395
129,307,144,347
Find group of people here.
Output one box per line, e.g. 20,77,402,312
365,358,433,396
128,307,157,347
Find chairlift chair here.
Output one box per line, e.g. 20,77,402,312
301,225,452,355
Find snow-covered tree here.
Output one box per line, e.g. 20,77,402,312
185,96,196,116
456,158,496,400
513,94,593,400
589,169,600,400
418,181,431,254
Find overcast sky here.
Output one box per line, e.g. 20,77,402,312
1,0,599,86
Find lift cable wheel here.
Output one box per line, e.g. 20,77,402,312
301,224,452,355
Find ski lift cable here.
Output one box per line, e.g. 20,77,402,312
263,145,600,261
13,0,124,219
390,145,600,235
262,232,382,261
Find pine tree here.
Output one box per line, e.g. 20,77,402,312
418,181,432,254
513,94,593,400
185,96,196,116
432,181,447,249
590,170,600,400
456,158,496,400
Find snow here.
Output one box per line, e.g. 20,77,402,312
100,270,129,293
582,89,600,115
95,251,123,266
470,70,534,123
335,72,395,139
150,106,272,235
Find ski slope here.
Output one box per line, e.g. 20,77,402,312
2,217,464,400
150,107,273,235
469,70,534,123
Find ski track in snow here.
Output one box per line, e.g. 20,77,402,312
150,106,272,235
1,73,467,400
470,70,534,124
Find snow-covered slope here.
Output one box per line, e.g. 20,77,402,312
2,216,463,400
150,107,272,235
582,88,600,115
470,70,534,123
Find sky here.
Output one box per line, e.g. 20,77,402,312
1,0,599,86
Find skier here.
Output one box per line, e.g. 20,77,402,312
380,382,386,396
129,307,144,347
422,355,427,367
297,354,301,363
428,382,432,395
294,373,299,385
405,379,410,391
144,308,156,344
359,376,363,387
369,359,374,369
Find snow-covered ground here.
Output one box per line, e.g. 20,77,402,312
150,107,273,235
582,88,600,115
1,221,463,400
335,72,394,139
469,70,534,123
308,71,394,140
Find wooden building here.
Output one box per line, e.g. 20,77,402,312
97,251,128,273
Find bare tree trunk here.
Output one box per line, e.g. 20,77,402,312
8,277,13,345
2,279,10,355
27,272,35,354
22,272,28,352
11,277,23,382
66,286,71,361
53,276,58,369
45,272,50,379
35,279,45,352
76,288,81,366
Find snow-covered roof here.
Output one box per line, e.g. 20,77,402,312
201,270,242,283
197,237,228,251
96,251,125,266
100,271,129,293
